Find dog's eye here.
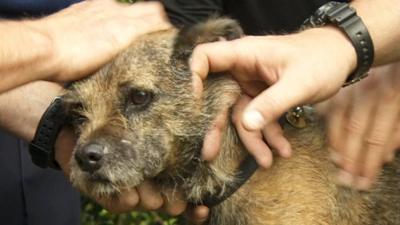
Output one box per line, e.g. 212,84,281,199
74,114,88,125
69,112,88,126
129,90,153,106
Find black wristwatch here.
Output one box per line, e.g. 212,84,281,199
302,1,374,87
29,96,67,169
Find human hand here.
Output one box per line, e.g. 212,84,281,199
28,0,171,82
192,27,357,168
316,62,400,190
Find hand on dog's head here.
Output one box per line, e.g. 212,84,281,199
63,18,243,199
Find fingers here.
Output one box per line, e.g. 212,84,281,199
96,182,163,213
192,74,204,99
185,205,210,225
41,0,171,82
202,109,229,161
124,2,172,32
325,64,400,190
326,88,353,163
96,184,189,215
137,180,164,210
96,188,139,213
161,189,187,216
242,74,315,131
335,86,374,186
262,122,292,158
190,41,239,81
357,92,400,189
233,95,273,168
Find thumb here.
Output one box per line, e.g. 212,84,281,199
242,74,315,131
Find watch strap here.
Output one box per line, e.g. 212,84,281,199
29,96,66,169
302,1,374,86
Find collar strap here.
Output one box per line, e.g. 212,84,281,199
201,155,259,208
196,110,312,207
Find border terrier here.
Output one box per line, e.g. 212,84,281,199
63,19,400,225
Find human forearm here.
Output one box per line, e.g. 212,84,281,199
0,81,62,140
351,0,400,65
0,22,55,93
0,0,170,94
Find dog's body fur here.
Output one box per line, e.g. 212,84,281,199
63,19,400,225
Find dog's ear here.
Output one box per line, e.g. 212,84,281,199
172,18,243,61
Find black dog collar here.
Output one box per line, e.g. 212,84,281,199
201,155,259,208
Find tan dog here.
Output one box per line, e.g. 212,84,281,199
63,19,400,225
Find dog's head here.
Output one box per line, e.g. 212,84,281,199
63,19,243,198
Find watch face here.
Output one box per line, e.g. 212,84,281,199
316,1,339,20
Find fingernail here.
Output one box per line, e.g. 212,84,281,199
337,170,354,187
280,144,292,158
258,156,272,169
356,177,371,190
243,110,265,130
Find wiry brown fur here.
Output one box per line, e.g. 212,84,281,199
63,19,400,225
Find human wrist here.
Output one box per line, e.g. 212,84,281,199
350,0,400,65
24,20,60,80
0,81,63,141
301,26,358,82
0,21,57,92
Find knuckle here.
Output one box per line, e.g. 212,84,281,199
166,205,185,216
364,135,386,150
341,158,358,174
344,119,364,136
381,89,398,103
141,197,163,210
262,97,281,119
193,44,207,55
120,192,140,210
363,164,380,180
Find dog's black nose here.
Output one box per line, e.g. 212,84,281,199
75,143,104,173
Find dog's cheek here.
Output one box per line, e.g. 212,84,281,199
139,130,173,178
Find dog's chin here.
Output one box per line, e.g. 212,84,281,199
70,172,115,198
70,168,141,199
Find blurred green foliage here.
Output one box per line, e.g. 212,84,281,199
81,197,181,225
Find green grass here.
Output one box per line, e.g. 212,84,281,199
81,197,180,225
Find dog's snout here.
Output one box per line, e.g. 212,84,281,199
75,143,105,173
